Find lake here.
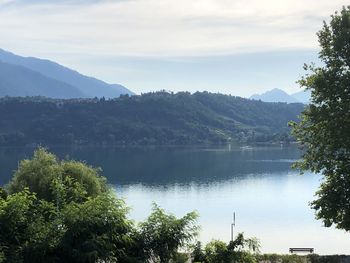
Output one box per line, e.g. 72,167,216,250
0,145,349,255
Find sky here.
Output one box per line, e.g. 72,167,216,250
0,0,348,97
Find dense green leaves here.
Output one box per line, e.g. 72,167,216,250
58,194,133,262
7,147,107,203
291,7,350,230
0,148,203,263
0,189,59,262
139,203,199,263
202,233,260,263
0,148,263,262
0,149,134,262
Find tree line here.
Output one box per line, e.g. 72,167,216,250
0,92,304,146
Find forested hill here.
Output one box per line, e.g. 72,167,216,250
0,92,304,146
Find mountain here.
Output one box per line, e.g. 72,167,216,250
250,88,311,103
250,88,299,103
291,90,311,104
0,48,134,98
0,61,84,98
0,92,304,146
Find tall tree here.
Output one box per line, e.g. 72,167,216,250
204,233,259,263
1,148,201,263
1,148,133,263
7,147,107,203
139,203,199,263
290,7,350,230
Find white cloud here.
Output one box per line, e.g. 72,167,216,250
0,0,345,96
0,0,348,59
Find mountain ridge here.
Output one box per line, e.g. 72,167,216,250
0,48,134,98
0,61,85,98
250,88,310,103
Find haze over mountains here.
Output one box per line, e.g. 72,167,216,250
0,48,312,104
0,49,133,98
0,49,307,146
250,88,311,104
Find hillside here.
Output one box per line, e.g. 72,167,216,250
0,48,133,98
0,92,304,146
0,61,84,98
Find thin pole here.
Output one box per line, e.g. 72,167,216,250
231,212,236,241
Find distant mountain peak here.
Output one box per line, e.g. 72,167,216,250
250,88,310,104
291,89,311,104
250,88,299,103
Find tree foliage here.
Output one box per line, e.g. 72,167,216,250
7,147,107,203
57,194,134,262
0,148,202,263
0,189,59,262
0,148,134,262
138,203,199,263
290,7,350,230
203,233,260,263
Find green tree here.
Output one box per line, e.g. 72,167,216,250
1,148,134,263
0,189,59,262
204,240,228,263
7,147,107,203
139,203,199,263
204,233,259,263
57,194,134,263
0,187,7,200
290,7,350,230
192,241,206,262
1,148,202,262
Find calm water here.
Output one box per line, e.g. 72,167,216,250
0,145,349,254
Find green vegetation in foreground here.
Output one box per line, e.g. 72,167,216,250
0,91,304,146
0,148,259,263
0,148,349,262
290,7,350,232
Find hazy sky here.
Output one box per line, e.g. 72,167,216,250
0,0,347,97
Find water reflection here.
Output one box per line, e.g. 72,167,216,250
0,145,300,186
115,171,350,255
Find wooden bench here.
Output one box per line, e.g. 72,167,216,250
289,248,314,254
